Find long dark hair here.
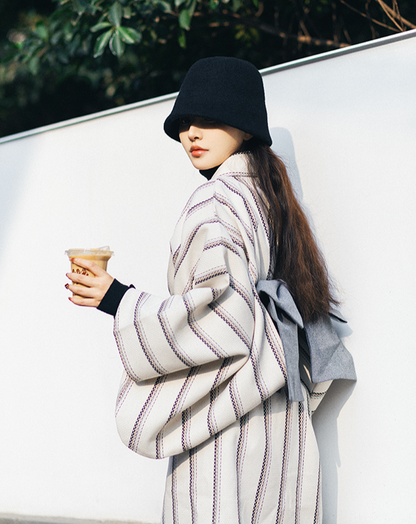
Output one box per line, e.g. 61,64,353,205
245,141,338,323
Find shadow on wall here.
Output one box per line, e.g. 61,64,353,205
313,380,356,523
270,127,303,201
270,126,357,523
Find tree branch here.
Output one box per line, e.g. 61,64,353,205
338,0,402,32
374,0,416,30
197,13,350,49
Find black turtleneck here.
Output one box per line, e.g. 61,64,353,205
199,165,220,180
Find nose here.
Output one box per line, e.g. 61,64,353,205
188,124,202,141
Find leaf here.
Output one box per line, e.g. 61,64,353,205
118,26,142,44
93,29,112,57
179,8,191,30
123,6,132,19
188,0,197,16
28,55,40,75
108,2,122,26
232,0,241,10
35,22,49,40
175,0,187,7
72,0,88,15
91,22,112,33
109,29,125,56
178,29,186,48
50,29,62,45
62,22,74,41
159,1,172,12
25,41,44,60
56,49,70,64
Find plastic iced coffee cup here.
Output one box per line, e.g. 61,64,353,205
65,246,114,285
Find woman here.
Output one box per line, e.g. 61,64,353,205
67,57,355,523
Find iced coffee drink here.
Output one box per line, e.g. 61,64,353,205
65,247,113,283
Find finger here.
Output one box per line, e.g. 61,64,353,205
66,282,94,298
66,271,96,288
71,257,106,277
69,294,100,308
66,275,113,301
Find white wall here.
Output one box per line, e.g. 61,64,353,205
0,30,415,523
262,32,416,523
0,98,196,523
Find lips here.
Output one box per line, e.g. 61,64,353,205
190,145,208,157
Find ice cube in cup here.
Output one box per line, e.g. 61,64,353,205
65,246,114,280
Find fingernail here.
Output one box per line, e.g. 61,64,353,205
65,283,69,289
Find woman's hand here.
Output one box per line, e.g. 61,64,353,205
66,257,114,307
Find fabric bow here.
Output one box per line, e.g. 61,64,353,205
256,279,356,402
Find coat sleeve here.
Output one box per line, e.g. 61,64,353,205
113,179,287,458
298,335,332,416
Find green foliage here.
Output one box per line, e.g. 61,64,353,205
108,2,122,26
94,28,112,57
0,0,415,137
178,9,192,29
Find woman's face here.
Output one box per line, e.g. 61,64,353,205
179,117,252,170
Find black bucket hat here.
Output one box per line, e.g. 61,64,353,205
164,57,272,146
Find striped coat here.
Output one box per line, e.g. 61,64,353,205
114,154,332,523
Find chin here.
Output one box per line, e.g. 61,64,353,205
190,159,215,170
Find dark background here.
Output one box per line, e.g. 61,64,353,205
0,0,414,138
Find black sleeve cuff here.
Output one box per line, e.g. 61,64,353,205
97,279,135,316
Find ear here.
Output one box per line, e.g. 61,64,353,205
243,132,253,141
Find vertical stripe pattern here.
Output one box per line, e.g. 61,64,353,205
113,154,334,523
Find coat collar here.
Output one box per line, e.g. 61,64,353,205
211,153,251,181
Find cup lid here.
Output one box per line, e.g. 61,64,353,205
65,246,114,257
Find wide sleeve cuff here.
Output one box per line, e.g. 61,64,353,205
97,279,135,317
